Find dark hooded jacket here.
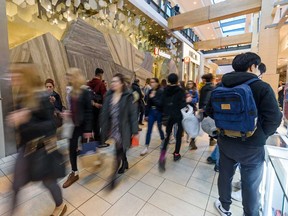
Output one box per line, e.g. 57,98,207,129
162,85,186,120
145,87,164,116
100,89,138,151
206,72,282,147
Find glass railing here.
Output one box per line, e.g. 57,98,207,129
145,0,200,42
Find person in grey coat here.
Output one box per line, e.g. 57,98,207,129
100,73,138,188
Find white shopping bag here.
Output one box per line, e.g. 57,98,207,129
181,105,200,138
61,117,74,139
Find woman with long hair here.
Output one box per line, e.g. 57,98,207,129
7,64,66,216
45,78,63,112
100,73,138,187
62,68,93,188
140,78,164,156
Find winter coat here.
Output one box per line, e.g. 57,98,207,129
199,82,214,109
132,83,144,102
87,77,107,103
145,88,164,116
162,85,186,120
18,91,56,147
100,89,138,151
206,72,282,147
69,87,93,133
50,91,63,112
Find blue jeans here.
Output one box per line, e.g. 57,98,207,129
210,144,219,166
218,141,264,216
145,109,165,146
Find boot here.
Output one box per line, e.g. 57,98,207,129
118,159,129,174
189,138,197,150
158,150,166,172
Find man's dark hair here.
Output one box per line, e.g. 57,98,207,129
168,73,178,85
95,68,104,76
145,78,151,84
258,63,266,74
134,79,140,84
232,52,261,72
202,73,214,82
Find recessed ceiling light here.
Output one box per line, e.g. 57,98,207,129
277,4,280,7
193,1,197,4
207,27,210,29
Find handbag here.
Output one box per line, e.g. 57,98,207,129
48,150,66,179
79,138,100,168
131,135,139,147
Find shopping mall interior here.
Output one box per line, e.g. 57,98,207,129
0,0,288,215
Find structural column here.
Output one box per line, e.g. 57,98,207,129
0,0,16,158
258,0,280,95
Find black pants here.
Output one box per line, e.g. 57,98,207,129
12,148,63,209
162,116,183,154
92,108,101,141
69,126,83,172
139,102,145,124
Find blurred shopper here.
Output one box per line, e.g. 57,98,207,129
87,68,108,148
62,68,93,188
199,73,216,146
179,80,186,89
100,73,138,187
140,78,165,156
186,80,199,150
102,80,108,90
206,52,282,216
8,64,66,216
278,80,285,109
143,78,152,103
161,79,168,89
45,78,63,112
159,73,191,171
132,79,145,127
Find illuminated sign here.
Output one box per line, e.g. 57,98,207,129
154,47,171,59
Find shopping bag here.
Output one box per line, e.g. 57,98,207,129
79,139,100,168
131,135,139,147
181,105,200,138
201,117,217,137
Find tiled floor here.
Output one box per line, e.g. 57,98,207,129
0,124,259,216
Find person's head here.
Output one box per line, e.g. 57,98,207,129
186,80,196,90
134,79,140,85
179,81,186,89
202,73,214,83
10,64,43,108
150,78,160,89
45,78,55,93
111,73,127,92
67,68,86,94
279,80,284,86
95,68,104,79
161,79,167,88
167,73,178,85
258,63,266,75
145,78,151,85
232,52,261,74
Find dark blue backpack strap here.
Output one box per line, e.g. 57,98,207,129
244,78,260,86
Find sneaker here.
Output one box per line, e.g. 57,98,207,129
232,190,242,202
232,181,241,190
189,139,197,150
51,203,67,216
173,153,181,161
207,156,216,164
62,172,79,188
214,199,232,216
140,147,148,156
209,138,217,146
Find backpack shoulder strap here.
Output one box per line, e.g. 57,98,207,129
244,78,260,86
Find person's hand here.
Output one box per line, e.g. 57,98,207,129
49,96,56,103
186,96,192,103
92,101,102,109
7,109,31,128
83,133,93,139
149,91,156,98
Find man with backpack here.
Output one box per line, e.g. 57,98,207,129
206,52,282,216
87,68,109,148
158,73,191,171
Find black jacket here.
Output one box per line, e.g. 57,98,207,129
51,91,63,112
18,91,56,146
145,88,164,116
70,87,93,133
199,82,214,109
162,85,186,119
132,83,144,102
100,89,138,151
206,72,282,147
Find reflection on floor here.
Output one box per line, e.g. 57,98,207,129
0,124,248,216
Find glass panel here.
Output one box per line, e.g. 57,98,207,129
212,0,226,3
221,23,245,32
220,15,246,23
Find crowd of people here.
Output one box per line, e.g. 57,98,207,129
6,51,282,216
